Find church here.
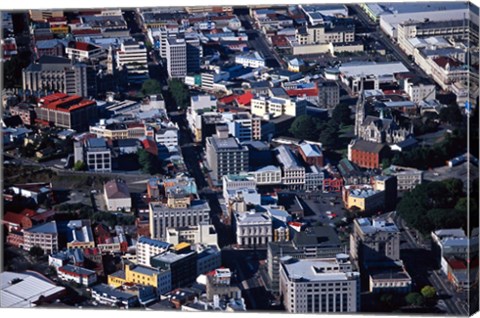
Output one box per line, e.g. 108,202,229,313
354,81,411,145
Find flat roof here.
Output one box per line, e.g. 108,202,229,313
282,258,358,282
339,62,409,78
356,216,399,234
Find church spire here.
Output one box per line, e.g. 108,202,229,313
355,77,366,137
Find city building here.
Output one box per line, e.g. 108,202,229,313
318,80,340,109
166,37,187,78
234,211,272,247
104,179,132,212
149,195,210,240
205,125,249,184
166,222,218,246
150,243,197,289
275,145,305,189
186,34,203,73
250,165,283,185
383,165,423,191
279,255,360,313
74,138,112,172
108,263,172,295
65,41,105,62
251,95,307,118
91,284,139,308
206,268,242,302
403,77,437,104
23,221,58,254
0,271,66,308
348,140,389,170
57,264,98,286
195,244,222,276
342,185,385,213
22,56,91,97
116,40,149,83
65,219,95,249
222,112,262,142
234,51,266,68
136,236,172,267
267,226,345,295
155,127,179,147
298,142,324,167
36,93,97,132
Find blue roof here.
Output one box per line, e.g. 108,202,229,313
138,236,172,249
87,138,107,148
27,221,58,234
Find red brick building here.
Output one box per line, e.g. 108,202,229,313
348,140,389,169
298,143,324,167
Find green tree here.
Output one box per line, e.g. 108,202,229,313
318,120,339,149
29,246,44,259
331,103,352,126
73,161,86,171
138,149,158,175
168,79,190,109
439,104,463,126
141,79,162,95
289,115,320,141
420,285,437,299
405,292,425,307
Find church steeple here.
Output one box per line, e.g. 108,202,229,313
354,77,366,137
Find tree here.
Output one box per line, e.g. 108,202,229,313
73,161,85,171
405,292,425,307
439,104,463,126
421,285,437,299
138,149,158,175
29,246,44,259
168,79,190,109
289,115,320,141
318,120,339,149
331,103,352,126
141,79,162,96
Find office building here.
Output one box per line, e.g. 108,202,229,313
149,194,210,240
234,211,272,247
166,37,187,79
36,93,97,132
275,145,305,189
116,40,149,83
108,263,172,295
136,236,172,266
150,243,197,289
76,138,112,172
166,222,218,246
279,255,360,313
205,125,249,184
268,226,345,295
22,56,91,97
23,221,58,254
104,179,132,212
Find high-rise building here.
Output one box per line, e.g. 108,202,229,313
186,34,202,73
149,192,210,240
205,125,249,184
116,40,149,83
22,56,91,97
136,237,172,266
166,37,187,79
279,255,360,313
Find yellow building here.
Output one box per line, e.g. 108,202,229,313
108,264,172,294
344,186,385,212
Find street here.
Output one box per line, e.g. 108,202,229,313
395,213,468,315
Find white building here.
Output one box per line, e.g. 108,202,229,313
65,41,105,62
149,198,211,240
384,165,423,191
158,25,185,58
275,145,305,189
250,165,282,185
251,96,307,118
235,211,272,247
166,222,218,246
279,255,360,313
80,138,112,173
57,264,98,287
305,165,325,191
104,179,132,212
166,37,187,79
155,127,179,147
403,77,436,104
234,51,266,68
222,112,261,142
116,40,148,83
136,236,172,266
222,174,256,199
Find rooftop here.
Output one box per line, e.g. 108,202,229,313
137,236,172,249
129,264,161,276
356,216,399,234
104,180,130,199
236,211,271,224
281,257,358,282
25,221,58,234
299,143,323,158
339,62,409,78
151,250,195,264
275,145,302,169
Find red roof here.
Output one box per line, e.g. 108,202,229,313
72,29,101,35
271,35,288,47
3,212,25,226
383,89,406,95
448,258,467,270
286,87,319,97
142,139,158,156
235,92,254,106
68,41,99,51
20,209,37,217
40,93,96,113
127,123,144,129
219,95,236,104
433,56,462,68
